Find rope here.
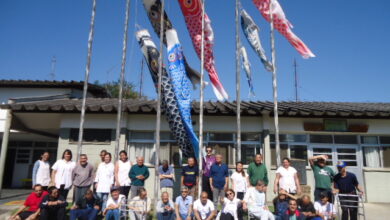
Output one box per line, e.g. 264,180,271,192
114,0,131,162
235,0,242,162
77,0,97,160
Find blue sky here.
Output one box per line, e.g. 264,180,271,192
1,0,389,102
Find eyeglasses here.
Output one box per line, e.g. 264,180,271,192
227,193,234,196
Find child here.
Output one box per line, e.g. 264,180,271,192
104,187,125,220
314,192,336,220
273,189,296,220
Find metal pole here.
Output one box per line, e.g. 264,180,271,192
294,58,299,102
0,100,14,198
77,0,97,161
115,0,131,162
235,0,242,162
269,0,281,167
139,59,144,98
198,0,206,199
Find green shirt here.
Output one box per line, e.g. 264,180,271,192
312,164,335,189
248,162,269,186
129,164,150,186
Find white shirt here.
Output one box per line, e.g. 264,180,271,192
314,201,336,220
243,187,266,211
106,194,125,210
276,166,297,193
231,172,248,193
52,159,76,189
36,160,51,186
95,162,115,193
222,197,240,219
117,160,131,186
193,199,215,220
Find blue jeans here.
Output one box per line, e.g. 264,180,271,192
157,212,175,220
70,207,99,220
96,192,109,210
106,209,120,220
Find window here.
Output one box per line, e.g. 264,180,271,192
128,142,155,165
270,144,288,166
379,136,390,144
130,131,154,140
312,148,333,165
70,129,112,143
336,148,357,166
310,135,333,143
334,135,358,144
209,133,234,141
270,134,308,166
323,119,347,132
361,136,378,144
290,145,308,164
208,143,231,165
383,147,390,168
241,133,261,141
271,134,306,143
241,144,262,164
362,147,380,167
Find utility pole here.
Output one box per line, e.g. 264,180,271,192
139,59,144,98
50,56,56,80
294,58,299,102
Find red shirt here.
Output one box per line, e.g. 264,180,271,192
24,191,48,212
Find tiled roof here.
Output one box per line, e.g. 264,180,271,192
0,80,110,98
2,98,390,118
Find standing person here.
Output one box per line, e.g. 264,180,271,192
39,186,68,220
231,161,249,220
210,154,229,208
274,158,301,195
115,150,132,199
175,186,193,220
156,192,175,220
51,149,76,200
129,156,150,199
333,161,364,220
128,187,152,220
69,189,100,220
159,160,174,199
219,189,241,220
72,154,94,204
32,151,51,191
104,187,125,220
181,157,199,198
243,180,274,220
193,192,216,220
202,146,216,200
309,155,335,202
248,154,269,187
95,152,115,210
281,199,306,220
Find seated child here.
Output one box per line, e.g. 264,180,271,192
314,192,336,220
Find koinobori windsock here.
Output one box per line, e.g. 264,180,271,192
241,9,273,72
166,29,199,156
136,29,195,158
240,46,255,97
252,0,315,58
177,0,228,101
142,0,201,87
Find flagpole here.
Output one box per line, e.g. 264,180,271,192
235,0,241,162
114,0,131,162
269,0,281,167
198,0,206,199
77,0,97,161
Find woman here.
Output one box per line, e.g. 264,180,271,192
230,161,249,220
32,151,51,191
218,189,241,220
114,150,131,199
95,152,115,210
274,157,301,195
51,149,76,200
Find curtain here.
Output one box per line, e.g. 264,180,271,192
363,147,380,168
129,143,155,165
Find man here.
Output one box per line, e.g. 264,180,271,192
129,156,150,198
175,186,193,220
156,192,175,220
210,154,229,207
309,155,335,202
281,199,305,220
243,180,274,220
182,157,199,198
104,187,125,220
9,184,48,220
248,154,269,187
70,189,100,220
193,192,216,220
72,154,94,204
202,146,216,200
334,161,364,220
94,149,107,192
159,160,174,199
128,187,152,220
40,186,68,220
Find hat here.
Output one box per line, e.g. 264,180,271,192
337,161,347,168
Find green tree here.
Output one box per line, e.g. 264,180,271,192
94,80,145,99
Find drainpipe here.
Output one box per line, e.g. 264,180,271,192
0,100,14,198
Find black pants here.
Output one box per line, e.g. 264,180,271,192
236,192,245,220
40,207,66,220
220,212,235,220
340,194,358,220
202,175,212,200
120,185,131,199
74,186,91,203
314,188,333,203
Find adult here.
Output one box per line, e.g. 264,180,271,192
274,157,301,195
309,155,335,202
248,154,269,188
181,157,199,198
273,190,297,220
281,199,305,220
128,187,152,220
72,154,94,204
230,162,248,220
95,152,115,210
9,184,48,220
115,150,132,199
219,189,241,220
70,189,100,220
243,180,274,220
193,192,216,220
156,192,175,220
32,151,51,191
314,192,336,220
40,186,68,220
99,150,107,162
104,187,125,220
51,149,76,200
175,186,193,220
159,160,175,199
297,195,318,220
202,146,216,200
129,156,150,199
333,161,364,220
210,154,229,207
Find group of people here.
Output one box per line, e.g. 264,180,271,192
9,145,364,220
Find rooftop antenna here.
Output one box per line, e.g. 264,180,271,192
139,59,144,98
49,56,56,80
294,58,299,102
